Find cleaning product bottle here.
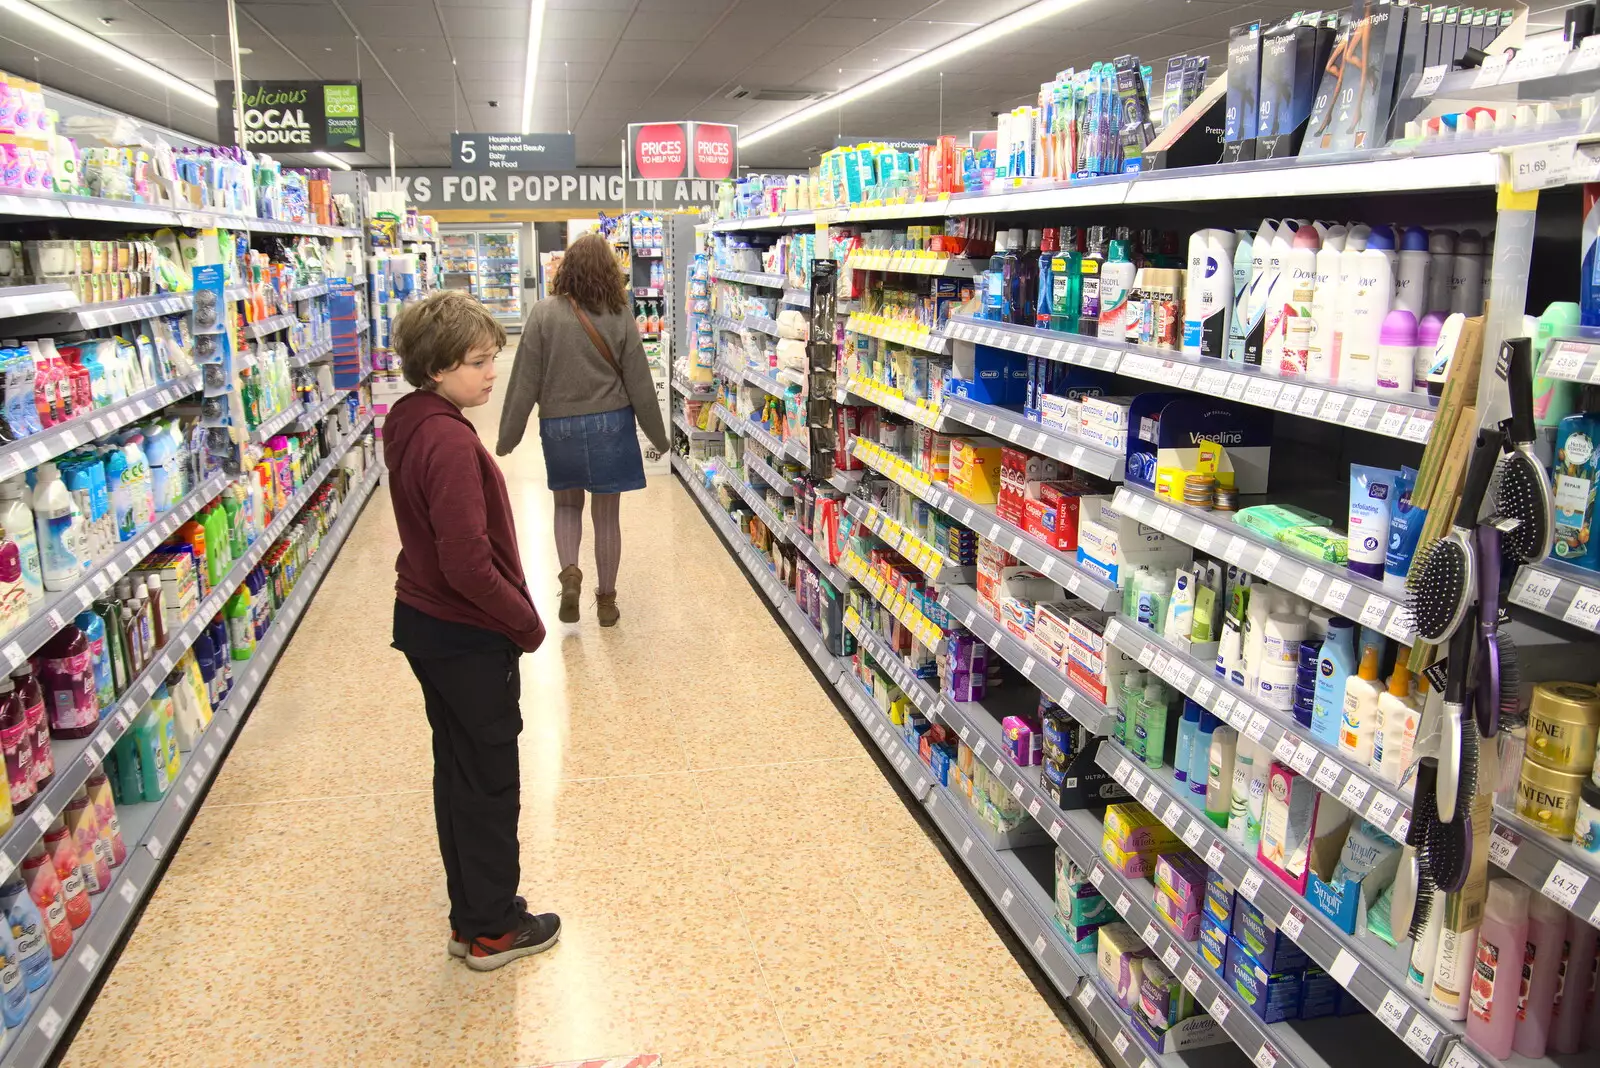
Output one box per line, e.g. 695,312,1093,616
62,793,111,895
31,462,86,589
1468,880,1531,1057
84,771,126,866
1134,679,1168,769
12,665,48,792
0,679,32,813
130,694,173,802
1077,226,1106,336
75,609,115,713
1035,228,1059,330
39,625,97,739
0,878,52,999
1099,238,1136,340
145,573,166,648
39,822,89,927
1512,891,1569,1056
1339,645,1384,764
1373,658,1421,784
1190,710,1218,797
1205,725,1237,827
0,478,40,605
0,902,27,1031
19,847,71,958
1311,617,1356,746
225,585,254,660
1174,698,1202,783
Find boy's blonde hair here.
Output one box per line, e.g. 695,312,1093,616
393,290,508,388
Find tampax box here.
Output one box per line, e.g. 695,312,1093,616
1231,895,1310,973
1199,914,1229,975
947,436,1004,504
1224,935,1303,1023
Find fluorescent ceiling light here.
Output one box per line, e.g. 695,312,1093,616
520,0,547,134
0,0,218,109
740,0,1090,149
313,152,351,171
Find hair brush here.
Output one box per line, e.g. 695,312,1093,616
1473,524,1509,738
1492,337,1555,565
1408,426,1503,644
1407,758,1440,942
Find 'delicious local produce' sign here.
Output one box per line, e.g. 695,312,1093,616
216,81,365,151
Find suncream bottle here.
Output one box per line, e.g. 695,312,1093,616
1204,726,1237,827
1226,230,1255,362
1174,698,1201,783
1134,679,1168,768
1451,229,1486,316
1339,232,1394,391
1311,618,1355,746
1306,240,1343,383
1226,736,1259,844
1512,891,1569,1057
1373,659,1420,784
1277,228,1320,377
1395,226,1431,318
1190,710,1217,796
1339,645,1383,764
1377,309,1419,396
1467,880,1531,1057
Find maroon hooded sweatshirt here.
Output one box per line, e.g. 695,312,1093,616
385,389,545,653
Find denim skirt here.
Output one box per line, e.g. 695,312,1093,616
539,406,646,493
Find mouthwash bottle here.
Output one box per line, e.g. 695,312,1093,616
982,230,1009,322
1000,228,1022,324
1035,228,1059,330
1077,226,1107,336
1050,228,1083,333
1014,228,1042,327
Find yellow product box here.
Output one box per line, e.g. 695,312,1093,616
947,436,1004,504
1104,801,1182,854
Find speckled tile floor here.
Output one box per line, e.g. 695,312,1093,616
62,354,1096,1068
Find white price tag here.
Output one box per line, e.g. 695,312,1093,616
1239,869,1264,902
1182,966,1204,995
1205,840,1227,869
1296,388,1324,417
1346,398,1376,429
1225,376,1248,401
1242,380,1282,408
1090,864,1106,889
1404,1017,1441,1058
1182,820,1206,849
1162,800,1184,827
1329,948,1359,987
1142,922,1161,947
1143,783,1163,810
1000,887,1014,909
1113,1032,1130,1056
1253,1042,1278,1068
1021,655,1036,677
1377,989,1409,1032
1509,138,1574,192
1114,757,1131,781
1223,536,1247,564
1324,579,1352,611
1489,825,1519,868
1412,63,1449,98
1542,860,1590,908
1126,769,1147,796
1290,742,1319,775
1441,1044,1484,1068
1115,891,1132,915
1256,550,1281,580
1366,792,1399,829
31,807,52,832
147,836,164,859
1012,779,1026,801
1277,385,1302,412
1210,996,1230,1024
1281,905,1307,940
1028,797,1041,819
1246,712,1270,743
1163,944,1182,971
1049,819,1062,841
1377,406,1408,437
1564,586,1600,631
1359,595,1391,630
1193,679,1215,706
1402,415,1432,442
1295,569,1323,598
1032,933,1047,955
1319,394,1348,423
1339,777,1371,811
78,942,101,972
1313,759,1342,791
1137,645,1156,668
1575,34,1600,72
119,879,136,904
37,1006,62,1041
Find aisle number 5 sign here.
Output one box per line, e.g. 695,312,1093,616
451,133,576,172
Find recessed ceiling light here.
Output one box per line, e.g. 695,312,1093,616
0,0,217,107
520,0,547,134
237,47,253,54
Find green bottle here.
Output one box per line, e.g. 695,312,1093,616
225,587,254,661
222,487,246,558
1134,680,1169,769
1050,227,1082,333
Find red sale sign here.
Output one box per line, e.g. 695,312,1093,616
689,122,736,180
628,121,738,181
629,122,688,180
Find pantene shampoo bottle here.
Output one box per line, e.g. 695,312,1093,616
1339,233,1395,392
1339,645,1383,763
1467,880,1531,1058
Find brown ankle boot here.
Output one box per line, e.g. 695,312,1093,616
558,566,582,623
596,591,619,627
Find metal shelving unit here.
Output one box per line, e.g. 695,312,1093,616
0,373,201,482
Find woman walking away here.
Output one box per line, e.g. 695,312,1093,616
497,233,669,627
385,291,559,971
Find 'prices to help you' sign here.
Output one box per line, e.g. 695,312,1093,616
217,81,364,152
627,121,737,182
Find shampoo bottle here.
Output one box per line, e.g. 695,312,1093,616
1339,645,1383,764
1099,238,1135,339
1311,618,1356,746
1204,726,1237,827
1512,891,1570,1057
1467,880,1531,1058
1174,698,1201,783
1373,659,1420,784
1550,912,1599,1053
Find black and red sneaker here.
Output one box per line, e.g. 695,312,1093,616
449,897,527,958
466,912,562,971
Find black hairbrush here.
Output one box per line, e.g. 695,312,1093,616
1492,338,1555,564
1407,759,1440,942
1408,426,1503,644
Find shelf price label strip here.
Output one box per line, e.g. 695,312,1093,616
844,314,948,354
844,378,951,431
938,396,1125,482
1112,487,1416,645
0,463,381,1067
1508,561,1600,633
842,497,956,583
1095,736,1450,1052
841,551,945,649
0,373,202,482
744,453,795,496
1100,616,1413,840
1486,812,1600,929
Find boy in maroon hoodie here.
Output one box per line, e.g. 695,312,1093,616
385,291,559,970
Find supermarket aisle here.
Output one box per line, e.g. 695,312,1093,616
62,353,1093,1068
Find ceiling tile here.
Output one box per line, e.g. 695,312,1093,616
439,7,530,37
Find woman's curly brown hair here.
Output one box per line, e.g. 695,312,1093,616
551,232,628,315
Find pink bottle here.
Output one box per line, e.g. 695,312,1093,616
12,665,51,788
1552,913,1600,1053
40,821,90,927
0,679,33,812
1468,880,1531,1057
39,627,97,739
19,847,72,958
1513,889,1568,1056
62,793,112,892
84,772,125,866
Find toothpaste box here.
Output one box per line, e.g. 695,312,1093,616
1040,393,1081,435
948,436,1004,504
1077,514,1193,586
1023,481,1081,552
1224,935,1303,1023
1231,896,1310,973
1031,601,1074,670
1066,612,1136,705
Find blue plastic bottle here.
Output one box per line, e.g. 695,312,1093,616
75,610,115,713
1311,618,1357,746
1189,710,1218,797
1174,698,1202,783
0,878,52,1003
983,231,1010,321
